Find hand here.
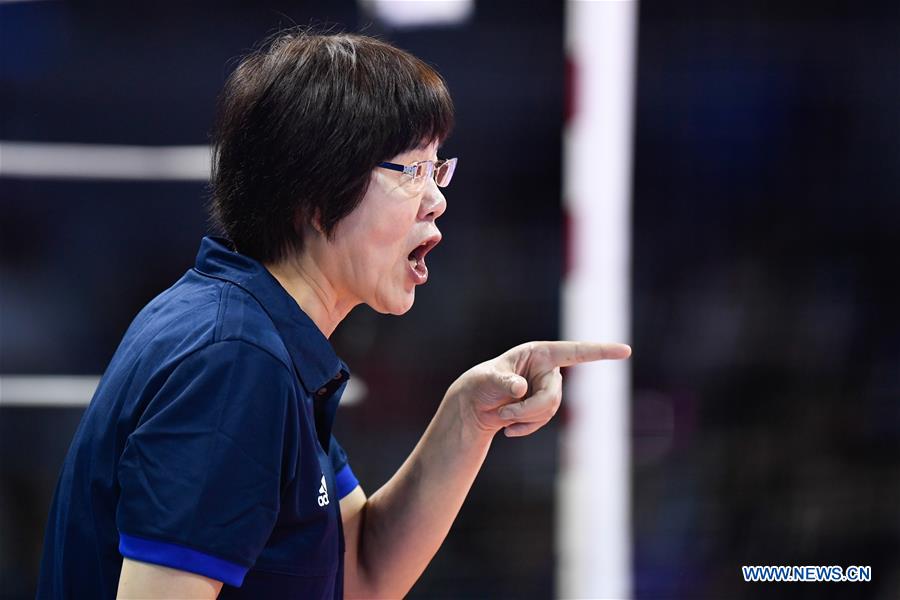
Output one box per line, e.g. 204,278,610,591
446,341,632,439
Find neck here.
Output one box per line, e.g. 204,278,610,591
264,252,357,339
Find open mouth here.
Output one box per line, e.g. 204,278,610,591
407,236,440,280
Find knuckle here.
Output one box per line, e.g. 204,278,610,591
548,401,561,418
502,402,522,418
549,399,561,417
536,400,556,420
515,341,534,356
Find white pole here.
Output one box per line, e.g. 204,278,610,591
559,0,637,597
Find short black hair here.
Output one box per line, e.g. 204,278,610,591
208,29,455,264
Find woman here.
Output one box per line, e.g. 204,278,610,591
37,30,630,599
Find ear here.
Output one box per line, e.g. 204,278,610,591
294,207,325,236
310,208,325,235
309,208,327,237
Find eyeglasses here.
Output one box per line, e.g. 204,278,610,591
377,157,458,188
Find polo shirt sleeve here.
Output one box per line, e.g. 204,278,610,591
328,435,359,500
116,340,299,587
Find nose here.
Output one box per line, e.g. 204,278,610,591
419,179,447,221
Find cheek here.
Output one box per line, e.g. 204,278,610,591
356,202,418,251
335,175,421,274
335,213,414,287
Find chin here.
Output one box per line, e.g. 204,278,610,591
371,291,416,315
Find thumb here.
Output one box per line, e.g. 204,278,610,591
495,371,528,399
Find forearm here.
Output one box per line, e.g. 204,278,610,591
349,395,494,598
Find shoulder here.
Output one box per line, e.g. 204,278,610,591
212,279,293,371
114,271,294,385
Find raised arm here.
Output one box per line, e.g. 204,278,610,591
340,341,631,598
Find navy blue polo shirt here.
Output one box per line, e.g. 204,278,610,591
38,236,359,599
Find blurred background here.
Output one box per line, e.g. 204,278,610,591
1,1,898,599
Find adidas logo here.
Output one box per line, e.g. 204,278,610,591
317,475,329,507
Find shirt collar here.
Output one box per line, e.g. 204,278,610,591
193,236,349,397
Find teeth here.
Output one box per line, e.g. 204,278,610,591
407,240,434,274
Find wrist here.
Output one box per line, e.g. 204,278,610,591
439,387,497,450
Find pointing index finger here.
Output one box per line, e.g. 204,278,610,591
535,341,631,367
